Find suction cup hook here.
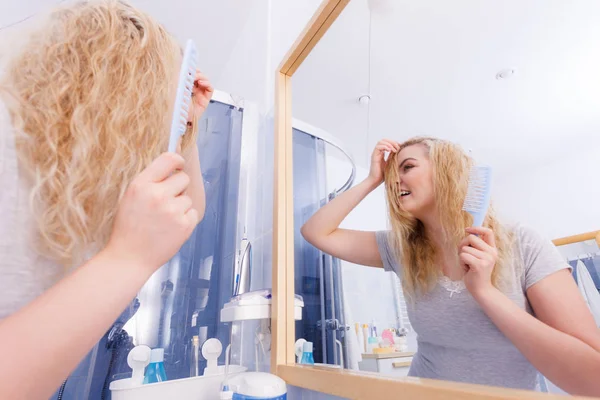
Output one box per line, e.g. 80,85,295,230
202,338,223,376
294,339,307,363
127,345,151,386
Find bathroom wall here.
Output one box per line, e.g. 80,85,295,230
218,0,323,114
215,1,270,112
493,141,600,240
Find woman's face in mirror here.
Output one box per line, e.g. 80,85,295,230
394,144,435,219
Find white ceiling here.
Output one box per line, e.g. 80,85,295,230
292,0,600,174
0,0,259,83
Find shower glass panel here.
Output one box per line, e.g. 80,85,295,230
293,127,349,367
49,99,244,400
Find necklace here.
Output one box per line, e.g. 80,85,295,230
438,275,465,297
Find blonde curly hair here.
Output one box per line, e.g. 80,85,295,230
383,137,513,299
0,0,198,267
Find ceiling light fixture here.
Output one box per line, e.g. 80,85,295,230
358,94,371,105
495,68,516,80
367,0,394,13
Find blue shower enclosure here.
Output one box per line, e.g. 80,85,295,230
292,128,349,369
50,99,244,400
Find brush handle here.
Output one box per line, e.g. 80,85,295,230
472,213,486,228
168,131,182,153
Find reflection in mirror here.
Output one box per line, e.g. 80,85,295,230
291,0,600,396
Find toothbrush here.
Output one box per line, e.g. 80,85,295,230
462,165,492,227
168,39,199,153
220,344,232,397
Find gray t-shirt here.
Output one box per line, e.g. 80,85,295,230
376,226,570,390
0,99,64,320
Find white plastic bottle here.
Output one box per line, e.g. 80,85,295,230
355,323,365,355
362,324,369,352
366,337,379,354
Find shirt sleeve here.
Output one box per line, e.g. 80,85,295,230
375,230,402,275
518,225,572,290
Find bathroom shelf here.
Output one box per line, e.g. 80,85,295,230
220,303,303,323
361,351,415,360
220,293,304,323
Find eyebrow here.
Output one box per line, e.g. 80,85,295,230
399,158,417,169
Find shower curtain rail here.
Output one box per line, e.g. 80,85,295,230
293,118,356,195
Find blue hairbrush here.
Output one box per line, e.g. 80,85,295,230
168,39,198,153
462,165,492,227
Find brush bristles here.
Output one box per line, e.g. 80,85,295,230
462,166,491,213
170,41,199,141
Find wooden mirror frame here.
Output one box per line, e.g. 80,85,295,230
553,231,600,248
270,1,593,398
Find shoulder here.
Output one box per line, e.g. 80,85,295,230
375,230,396,257
508,223,557,254
375,230,393,244
500,223,549,272
504,223,548,248
505,223,555,265
375,230,402,274
506,224,571,289
506,222,535,237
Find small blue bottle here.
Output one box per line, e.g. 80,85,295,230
144,348,168,384
300,342,314,365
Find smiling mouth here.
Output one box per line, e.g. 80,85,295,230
400,191,411,197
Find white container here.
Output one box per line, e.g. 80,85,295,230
361,325,369,352
110,365,247,400
393,336,407,352
355,324,365,356
228,372,287,398
220,291,304,322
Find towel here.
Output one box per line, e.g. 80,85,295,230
576,260,600,327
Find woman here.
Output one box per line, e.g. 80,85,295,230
0,1,212,397
301,137,600,396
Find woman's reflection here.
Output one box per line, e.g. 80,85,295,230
301,137,600,396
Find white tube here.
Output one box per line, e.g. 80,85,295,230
356,323,365,356
362,325,369,353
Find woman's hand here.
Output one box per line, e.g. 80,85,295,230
367,139,401,186
459,227,498,299
106,152,200,272
0,153,201,400
190,70,214,121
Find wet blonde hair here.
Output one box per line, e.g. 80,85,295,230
0,0,198,266
383,137,513,299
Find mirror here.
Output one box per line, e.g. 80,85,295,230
290,0,600,395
